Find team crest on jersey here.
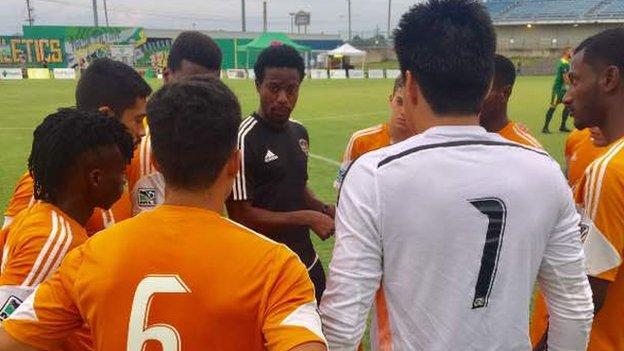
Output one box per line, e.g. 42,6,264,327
299,139,309,155
138,188,157,207
0,295,22,321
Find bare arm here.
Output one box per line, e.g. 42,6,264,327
289,342,327,351
0,330,38,351
226,200,334,240
589,276,610,314
304,187,335,219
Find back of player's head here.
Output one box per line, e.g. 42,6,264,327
580,28,624,78
167,31,222,73
392,75,405,95
75,58,152,116
493,54,516,89
147,78,241,190
254,45,305,84
29,108,134,203
393,0,496,115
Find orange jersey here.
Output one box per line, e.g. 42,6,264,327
3,173,131,236
2,172,35,228
497,121,543,149
0,202,92,351
565,129,607,187
2,205,326,350
127,133,164,215
335,123,392,189
531,137,624,350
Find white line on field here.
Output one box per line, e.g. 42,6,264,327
309,153,341,166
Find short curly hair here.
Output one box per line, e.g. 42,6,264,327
254,44,305,84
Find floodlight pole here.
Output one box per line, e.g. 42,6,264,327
289,12,295,33
348,0,352,41
263,1,267,32
25,0,34,26
241,0,246,32
387,0,391,39
103,0,110,27
92,0,99,27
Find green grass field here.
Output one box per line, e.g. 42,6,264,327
0,76,568,347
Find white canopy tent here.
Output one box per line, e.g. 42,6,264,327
319,43,367,70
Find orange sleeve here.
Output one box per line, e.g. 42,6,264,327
576,164,624,282
4,173,34,218
2,247,84,350
0,221,60,288
263,248,326,351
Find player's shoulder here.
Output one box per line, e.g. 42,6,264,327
238,115,262,143
8,203,63,241
220,217,298,255
586,138,624,181
350,123,386,144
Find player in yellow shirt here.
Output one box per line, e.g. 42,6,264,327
2,59,151,234
532,28,624,351
127,31,223,215
335,76,413,189
0,108,133,350
480,54,543,149
0,79,327,351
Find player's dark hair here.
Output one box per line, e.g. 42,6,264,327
147,79,241,189
75,58,152,116
394,0,496,115
581,28,624,78
493,54,516,88
392,75,405,95
167,31,222,72
254,45,305,84
29,108,134,203
575,36,593,55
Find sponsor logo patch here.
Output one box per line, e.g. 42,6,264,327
138,188,157,207
299,139,309,155
0,295,23,321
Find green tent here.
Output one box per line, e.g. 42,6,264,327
237,32,311,68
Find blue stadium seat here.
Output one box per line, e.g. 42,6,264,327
484,0,624,22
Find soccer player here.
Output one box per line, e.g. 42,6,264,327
542,47,573,133
547,28,624,351
0,108,133,348
480,54,543,148
334,76,414,189
227,45,335,302
0,79,327,351
320,1,593,349
2,58,152,234
127,31,223,215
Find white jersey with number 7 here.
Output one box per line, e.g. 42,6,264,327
320,126,594,351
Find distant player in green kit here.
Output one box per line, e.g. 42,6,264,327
542,47,572,133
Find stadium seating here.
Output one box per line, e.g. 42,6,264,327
484,0,624,22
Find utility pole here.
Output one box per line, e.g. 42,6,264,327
241,0,246,32
347,0,352,41
92,0,99,27
289,12,295,34
25,0,34,26
387,0,392,39
263,1,267,32
103,0,110,26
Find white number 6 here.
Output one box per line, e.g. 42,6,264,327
127,275,190,351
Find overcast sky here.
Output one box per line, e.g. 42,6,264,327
0,0,422,38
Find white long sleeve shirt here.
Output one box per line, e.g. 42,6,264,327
320,126,594,351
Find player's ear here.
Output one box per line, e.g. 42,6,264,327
603,65,621,93
226,149,241,177
404,71,419,107
502,85,513,99
98,106,115,118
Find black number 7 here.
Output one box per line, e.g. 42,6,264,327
469,198,507,309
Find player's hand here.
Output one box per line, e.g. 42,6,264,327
306,211,335,240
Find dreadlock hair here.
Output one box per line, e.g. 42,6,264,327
28,108,134,203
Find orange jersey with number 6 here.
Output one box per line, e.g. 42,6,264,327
2,205,326,351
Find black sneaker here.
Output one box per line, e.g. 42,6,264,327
559,127,572,133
